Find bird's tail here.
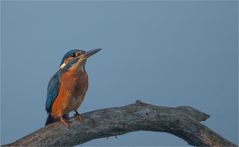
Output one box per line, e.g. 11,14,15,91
45,114,56,126
45,113,69,126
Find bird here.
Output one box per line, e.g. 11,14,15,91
45,48,101,127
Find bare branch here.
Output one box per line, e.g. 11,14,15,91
3,100,236,146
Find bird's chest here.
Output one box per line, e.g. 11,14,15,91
60,71,88,111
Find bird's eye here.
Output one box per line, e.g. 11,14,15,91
71,51,83,57
71,53,77,57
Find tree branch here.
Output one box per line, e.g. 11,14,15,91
3,100,236,146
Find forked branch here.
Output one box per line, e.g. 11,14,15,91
3,100,236,146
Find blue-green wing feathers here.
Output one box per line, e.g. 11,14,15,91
45,72,61,113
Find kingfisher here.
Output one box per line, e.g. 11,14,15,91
45,48,101,127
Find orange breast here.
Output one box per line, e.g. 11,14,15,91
51,70,88,118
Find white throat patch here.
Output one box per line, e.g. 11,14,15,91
60,62,66,69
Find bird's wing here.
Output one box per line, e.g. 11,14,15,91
45,71,61,113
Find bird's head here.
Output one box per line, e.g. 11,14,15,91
59,48,101,71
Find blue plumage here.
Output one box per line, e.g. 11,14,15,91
60,49,80,65
45,71,61,112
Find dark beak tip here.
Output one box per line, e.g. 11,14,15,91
96,48,102,52
85,48,102,58
93,48,102,54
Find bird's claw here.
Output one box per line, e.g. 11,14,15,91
75,113,84,123
60,117,71,128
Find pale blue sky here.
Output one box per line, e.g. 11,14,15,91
1,1,238,146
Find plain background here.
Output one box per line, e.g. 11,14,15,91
1,1,238,146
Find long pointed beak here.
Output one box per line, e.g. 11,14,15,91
84,48,102,59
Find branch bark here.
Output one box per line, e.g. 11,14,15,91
3,100,236,146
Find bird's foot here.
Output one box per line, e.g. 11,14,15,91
74,111,84,123
60,116,71,128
